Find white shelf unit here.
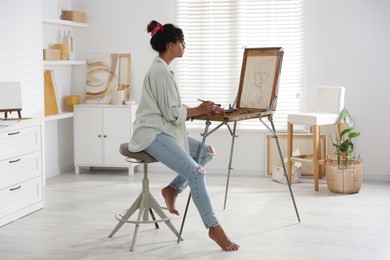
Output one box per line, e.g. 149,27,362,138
43,17,87,121
43,18,88,28
44,112,74,122
43,60,86,66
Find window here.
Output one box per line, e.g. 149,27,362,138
175,0,305,130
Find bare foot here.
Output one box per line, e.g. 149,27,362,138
161,186,180,215
209,225,239,251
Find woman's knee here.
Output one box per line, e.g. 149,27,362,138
207,145,216,157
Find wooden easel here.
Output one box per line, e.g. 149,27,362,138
0,109,22,119
176,48,300,242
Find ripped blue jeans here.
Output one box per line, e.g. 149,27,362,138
144,133,218,229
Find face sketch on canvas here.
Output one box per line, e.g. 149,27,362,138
254,62,270,88
240,56,276,109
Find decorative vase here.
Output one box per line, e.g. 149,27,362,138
53,43,69,60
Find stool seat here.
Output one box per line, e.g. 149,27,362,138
288,113,340,126
119,143,158,163
109,143,182,251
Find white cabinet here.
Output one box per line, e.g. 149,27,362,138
74,104,138,175
0,120,43,227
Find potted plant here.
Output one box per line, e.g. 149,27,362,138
326,107,362,194
331,108,361,167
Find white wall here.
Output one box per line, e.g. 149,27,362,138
0,0,43,118
0,0,46,178
306,0,390,180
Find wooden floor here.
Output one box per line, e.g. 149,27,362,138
1,169,389,260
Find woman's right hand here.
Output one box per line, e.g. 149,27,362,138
198,100,215,114
187,101,225,118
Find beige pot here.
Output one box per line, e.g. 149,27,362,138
326,155,362,194
111,90,125,105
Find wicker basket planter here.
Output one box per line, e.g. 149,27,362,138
326,156,362,194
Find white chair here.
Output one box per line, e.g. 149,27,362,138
287,86,345,191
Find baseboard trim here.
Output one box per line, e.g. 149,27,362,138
147,164,389,181
147,163,265,176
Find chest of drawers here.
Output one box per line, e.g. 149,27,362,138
0,120,43,227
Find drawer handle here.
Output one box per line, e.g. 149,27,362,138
10,185,22,191
8,131,20,136
9,158,21,164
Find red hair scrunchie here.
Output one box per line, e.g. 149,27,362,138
151,22,164,37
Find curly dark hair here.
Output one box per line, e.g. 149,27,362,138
147,20,184,53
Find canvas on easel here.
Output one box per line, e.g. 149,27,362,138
0,82,23,119
236,47,284,112
44,70,61,116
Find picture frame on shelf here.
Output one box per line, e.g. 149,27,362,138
44,70,61,116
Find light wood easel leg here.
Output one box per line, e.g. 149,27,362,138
313,125,320,191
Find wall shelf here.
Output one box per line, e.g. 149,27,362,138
43,18,87,28
44,112,73,122
43,60,86,66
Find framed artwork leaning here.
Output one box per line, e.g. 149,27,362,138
86,53,131,104
236,47,284,112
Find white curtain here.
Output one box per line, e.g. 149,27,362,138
175,0,305,130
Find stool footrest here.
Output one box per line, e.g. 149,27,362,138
291,157,326,165
291,157,313,164
115,208,173,224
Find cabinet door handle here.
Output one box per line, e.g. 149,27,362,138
98,135,102,138
10,185,22,191
8,131,20,136
9,158,21,164
104,135,107,138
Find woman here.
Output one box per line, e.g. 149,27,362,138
129,20,239,251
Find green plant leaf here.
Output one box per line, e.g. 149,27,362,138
349,132,361,138
340,128,352,137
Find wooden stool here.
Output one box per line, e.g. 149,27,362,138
287,86,345,191
108,143,182,251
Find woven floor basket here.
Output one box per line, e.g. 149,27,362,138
326,157,362,194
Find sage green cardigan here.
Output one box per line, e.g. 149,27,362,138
129,56,189,152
